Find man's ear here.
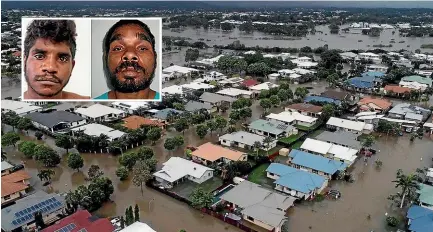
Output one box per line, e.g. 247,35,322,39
72,60,75,69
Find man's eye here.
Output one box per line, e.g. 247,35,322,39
112,47,122,51
34,54,44,59
138,47,148,51
59,56,69,62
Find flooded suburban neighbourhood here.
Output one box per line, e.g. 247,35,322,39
1,1,433,232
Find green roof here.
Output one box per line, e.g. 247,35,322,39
402,75,433,86
418,183,433,205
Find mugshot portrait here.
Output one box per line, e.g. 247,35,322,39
91,18,162,101
21,18,92,100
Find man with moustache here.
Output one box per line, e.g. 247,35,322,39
94,19,160,100
23,20,90,99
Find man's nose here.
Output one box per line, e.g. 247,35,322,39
41,55,58,74
122,49,138,61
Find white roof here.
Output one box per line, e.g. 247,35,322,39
278,69,295,74
326,117,366,132
266,111,318,124
329,145,358,162
75,104,124,119
249,82,279,91
1,161,14,171
1,100,42,115
382,117,418,125
162,85,183,95
163,65,198,74
181,82,214,90
301,138,332,155
120,222,156,232
424,122,433,128
289,73,302,79
153,157,213,183
217,88,253,97
293,68,316,75
71,123,125,141
268,73,280,77
244,51,256,55
111,101,149,110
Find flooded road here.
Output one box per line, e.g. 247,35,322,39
163,24,433,53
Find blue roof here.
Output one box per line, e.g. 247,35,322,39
289,149,347,175
304,96,341,105
153,108,183,120
407,205,433,232
266,163,326,194
347,76,377,89
362,71,386,78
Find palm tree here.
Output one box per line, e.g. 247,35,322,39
392,169,420,208
37,169,55,184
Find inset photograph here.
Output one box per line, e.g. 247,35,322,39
91,18,162,101
21,18,91,100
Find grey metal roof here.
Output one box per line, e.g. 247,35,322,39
249,119,294,135
185,101,213,112
1,161,13,171
220,180,295,227
1,191,66,231
25,110,85,129
199,92,236,104
388,103,431,120
315,131,361,150
219,131,267,146
152,108,183,120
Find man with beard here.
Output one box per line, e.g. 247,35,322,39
23,20,90,99
94,20,159,99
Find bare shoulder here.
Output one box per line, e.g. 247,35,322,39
63,91,90,99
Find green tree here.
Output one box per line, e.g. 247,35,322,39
147,127,162,145
279,81,290,90
185,48,199,62
18,140,37,158
189,187,213,209
1,132,20,147
164,137,177,152
269,95,281,106
173,102,185,111
132,160,153,196
392,169,421,208
134,204,140,222
239,108,252,122
260,98,272,113
185,149,193,159
88,165,104,181
262,136,274,151
37,169,55,183
2,111,20,131
321,104,336,121
196,124,208,139
174,135,184,148
16,117,33,132
119,153,139,170
35,131,43,140
319,49,343,70
55,134,74,154
277,89,289,102
206,120,218,135
215,116,227,132
67,153,84,171
247,62,271,76
34,144,61,167
362,135,375,148
252,141,262,157
120,216,125,229
116,166,129,181
295,87,309,99
259,89,270,99
326,73,339,87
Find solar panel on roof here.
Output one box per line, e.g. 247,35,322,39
12,220,18,225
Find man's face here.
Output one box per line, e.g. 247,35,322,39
107,24,156,93
25,38,74,97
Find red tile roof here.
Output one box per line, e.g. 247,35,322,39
358,97,392,110
384,85,411,94
242,79,258,87
286,103,323,113
123,115,166,130
42,210,114,232
1,170,31,197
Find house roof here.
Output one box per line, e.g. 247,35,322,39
248,119,295,135
267,163,326,194
75,104,125,119
326,117,366,132
305,96,341,105
418,184,433,206
340,52,358,58
42,210,114,232
384,85,411,94
249,82,279,91
401,75,433,86
358,97,392,110
1,191,66,231
361,71,385,77
111,101,149,110
152,108,183,120
163,65,198,74
315,131,361,149
1,181,28,198
122,116,165,130
320,90,349,101
219,131,268,147
242,79,258,87
220,180,295,228
1,100,42,115
192,142,245,162
2,170,31,183
328,145,358,162
348,76,376,89
300,138,357,162
406,205,433,232
289,149,347,175
285,103,323,113
71,123,125,141
199,92,236,104
301,138,332,155
162,85,183,95
120,222,156,232
266,111,317,124
185,101,213,112
25,110,85,129
181,82,215,90
388,103,431,117
1,161,14,171
153,157,213,183
217,88,253,97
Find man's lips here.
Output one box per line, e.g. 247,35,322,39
36,80,60,86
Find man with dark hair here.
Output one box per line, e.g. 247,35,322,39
94,19,159,100
23,20,89,99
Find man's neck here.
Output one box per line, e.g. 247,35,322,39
24,88,63,99
108,88,155,99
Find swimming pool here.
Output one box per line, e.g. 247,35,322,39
212,184,235,206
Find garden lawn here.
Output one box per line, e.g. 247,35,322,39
278,133,304,145
247,163,270,184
